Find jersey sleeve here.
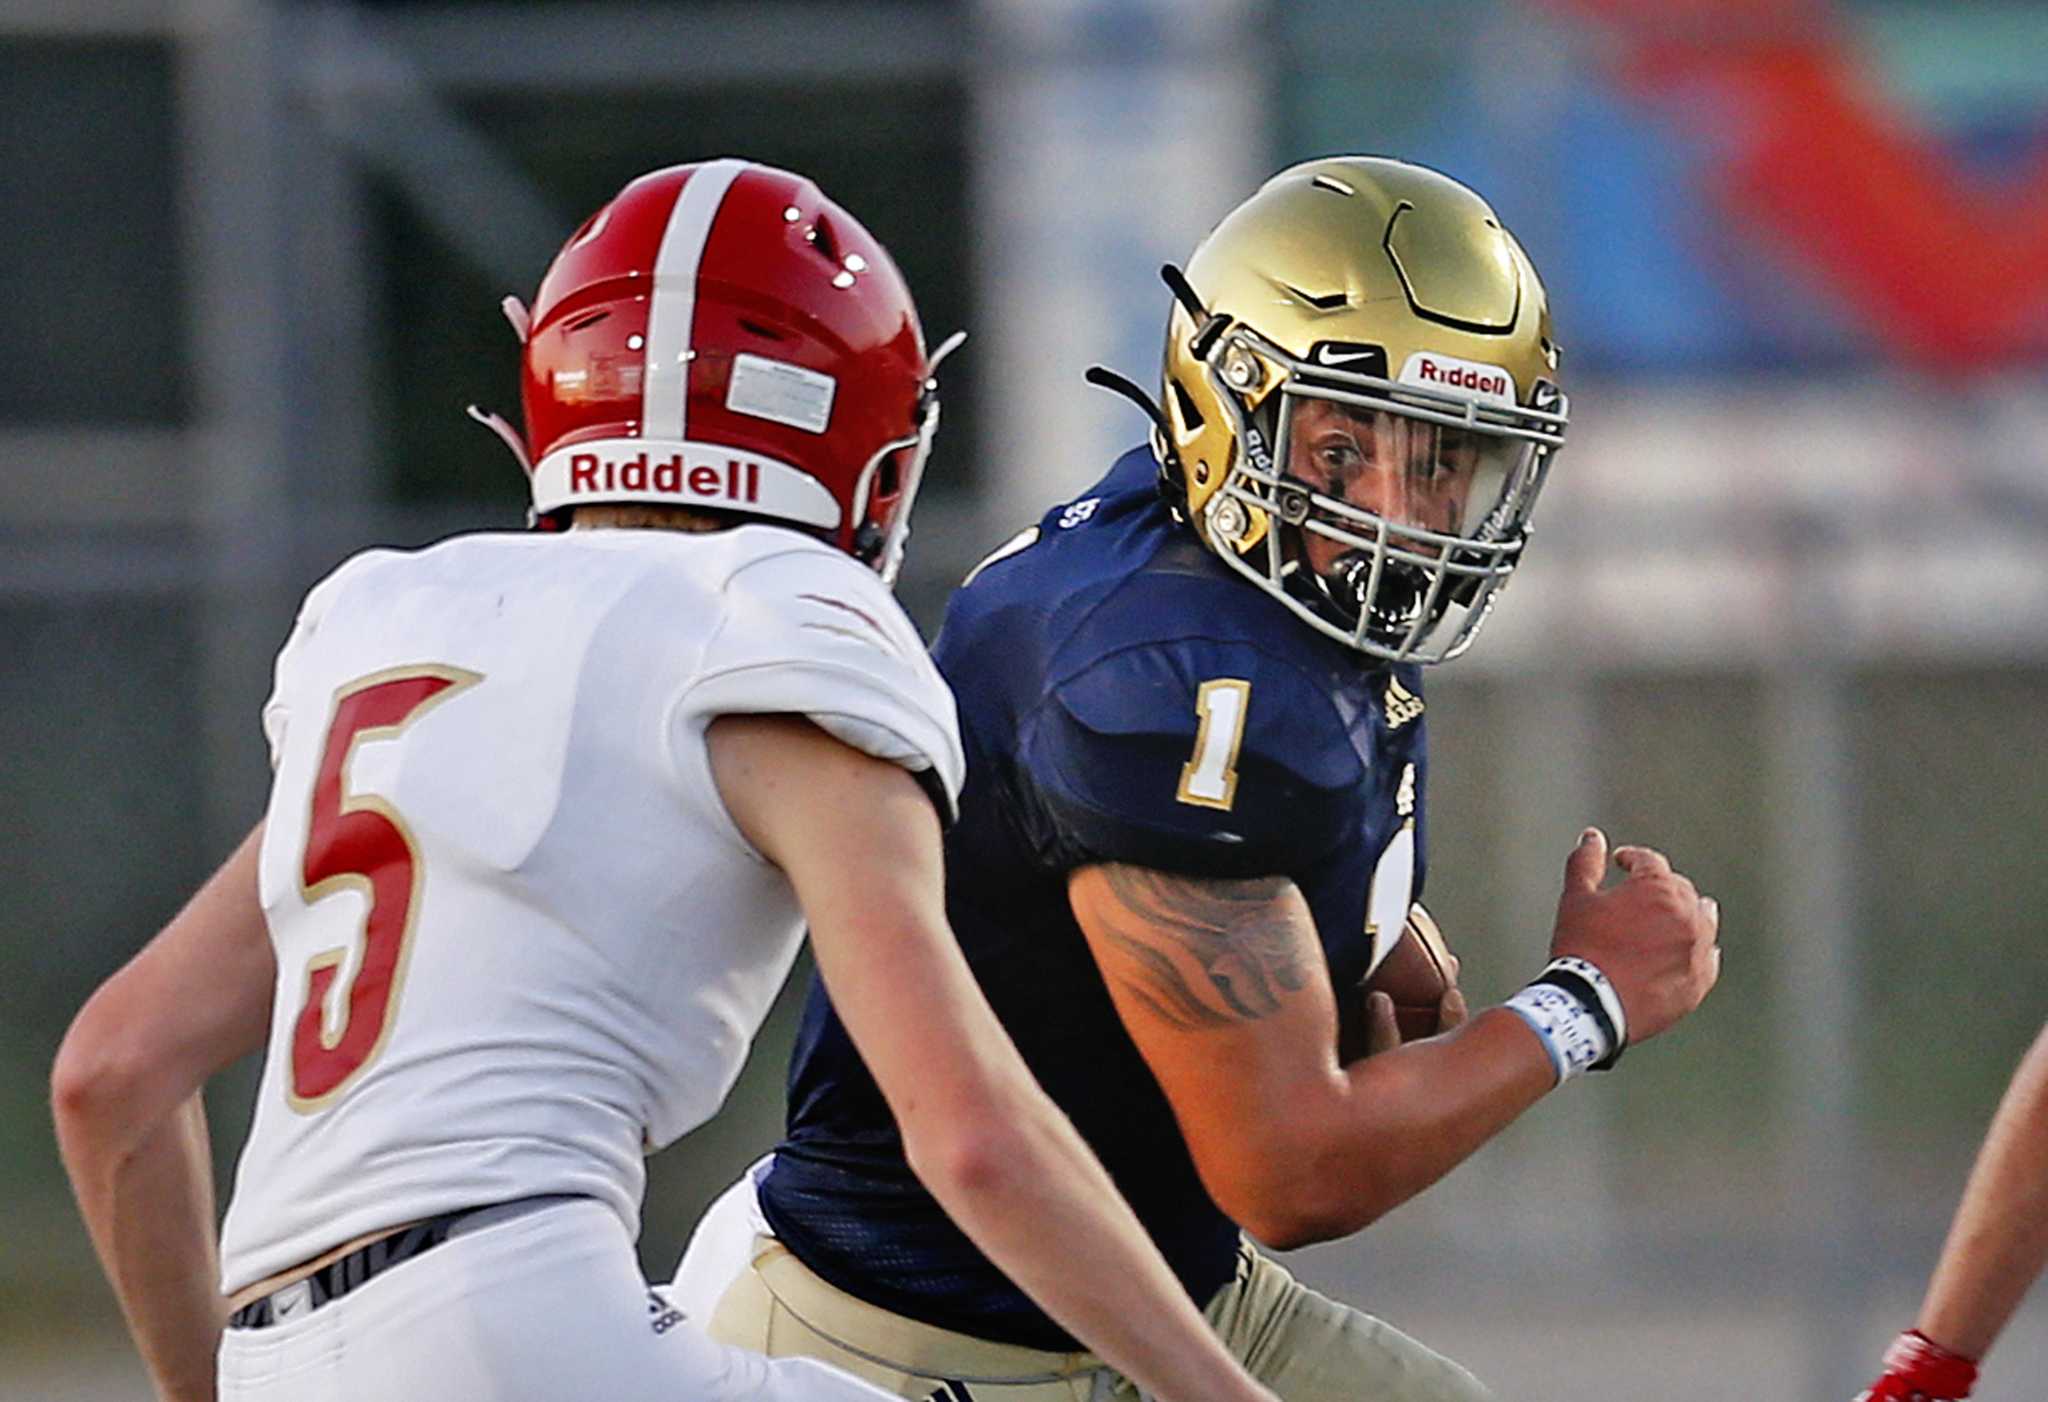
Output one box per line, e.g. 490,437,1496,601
667,546,965,827
1017,639,1364,878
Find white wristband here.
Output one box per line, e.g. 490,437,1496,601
1503,982,1612,1085
1542,956,1628,1052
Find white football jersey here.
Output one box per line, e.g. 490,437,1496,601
218,527,962,1294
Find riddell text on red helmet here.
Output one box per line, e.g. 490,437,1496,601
568,452,762,503
1413,357,1509,399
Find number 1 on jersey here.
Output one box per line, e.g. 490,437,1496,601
290,665,480,1110
1177,679,1251,810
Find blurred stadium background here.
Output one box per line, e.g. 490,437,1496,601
6,0,2047,1396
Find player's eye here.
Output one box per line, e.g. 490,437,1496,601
1316,436,1364,476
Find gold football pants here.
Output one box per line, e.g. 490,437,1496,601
706,1234,1490,1402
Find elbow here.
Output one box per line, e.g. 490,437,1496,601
1225,1190,1366,1253
1235,1205,1329,1254
50,994,142,1142
1203,1141,1397,1251
903,1115,1025,1209
51,1041,108,1145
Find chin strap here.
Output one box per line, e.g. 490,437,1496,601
467,294,540,518
1083,365,1172,440
464,404,531,474
1084,365,1188,518
1161,262,1234,363
928,328,967,377
499,295,532,342
1083,265,1234,517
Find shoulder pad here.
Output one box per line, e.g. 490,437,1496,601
262,549,404,764
1021,639,1364,876
675,544,964,814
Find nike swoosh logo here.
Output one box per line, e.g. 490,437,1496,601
1314,347,1377,366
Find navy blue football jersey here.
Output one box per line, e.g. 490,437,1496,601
760,447,1430,1348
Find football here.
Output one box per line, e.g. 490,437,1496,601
1339,903,1458,1060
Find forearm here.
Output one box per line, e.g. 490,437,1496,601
1267,1008,1556,1244
1918,1025,2048,1359
905,1071,1269,1402
57,1091,224,1401
49,827,272,1401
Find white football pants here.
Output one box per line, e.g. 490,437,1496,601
218,1194,893,1401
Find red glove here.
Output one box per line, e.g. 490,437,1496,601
1856,1330,1978,1401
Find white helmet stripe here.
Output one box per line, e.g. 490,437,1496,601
642,158,749,442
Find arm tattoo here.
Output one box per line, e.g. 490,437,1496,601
1092,867,1310,1030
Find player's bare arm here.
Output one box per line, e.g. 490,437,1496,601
52,824,276,1402
708,713,1278,1402
1921,1023,2048,1356
1071,827,1720,1249
1096,873,1466,1048
1086,869,1308,1027
1858,1022,2048,1400
1073,858,1550,1246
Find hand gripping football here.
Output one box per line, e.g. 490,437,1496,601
1366,903,1457,1042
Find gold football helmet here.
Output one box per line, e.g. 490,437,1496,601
1150,156,1567,664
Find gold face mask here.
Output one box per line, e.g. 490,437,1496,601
1155,156,1568,664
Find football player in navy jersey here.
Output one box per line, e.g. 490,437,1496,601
675,157,1723,1400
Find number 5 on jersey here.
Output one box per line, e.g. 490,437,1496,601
290,665,480,1110
1177,679,1251,810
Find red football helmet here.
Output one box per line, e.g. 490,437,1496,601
473,159,955,582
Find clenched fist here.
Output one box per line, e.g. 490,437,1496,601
1548,828,1719,1045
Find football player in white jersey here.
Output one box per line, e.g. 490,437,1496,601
51,160,1281,1402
